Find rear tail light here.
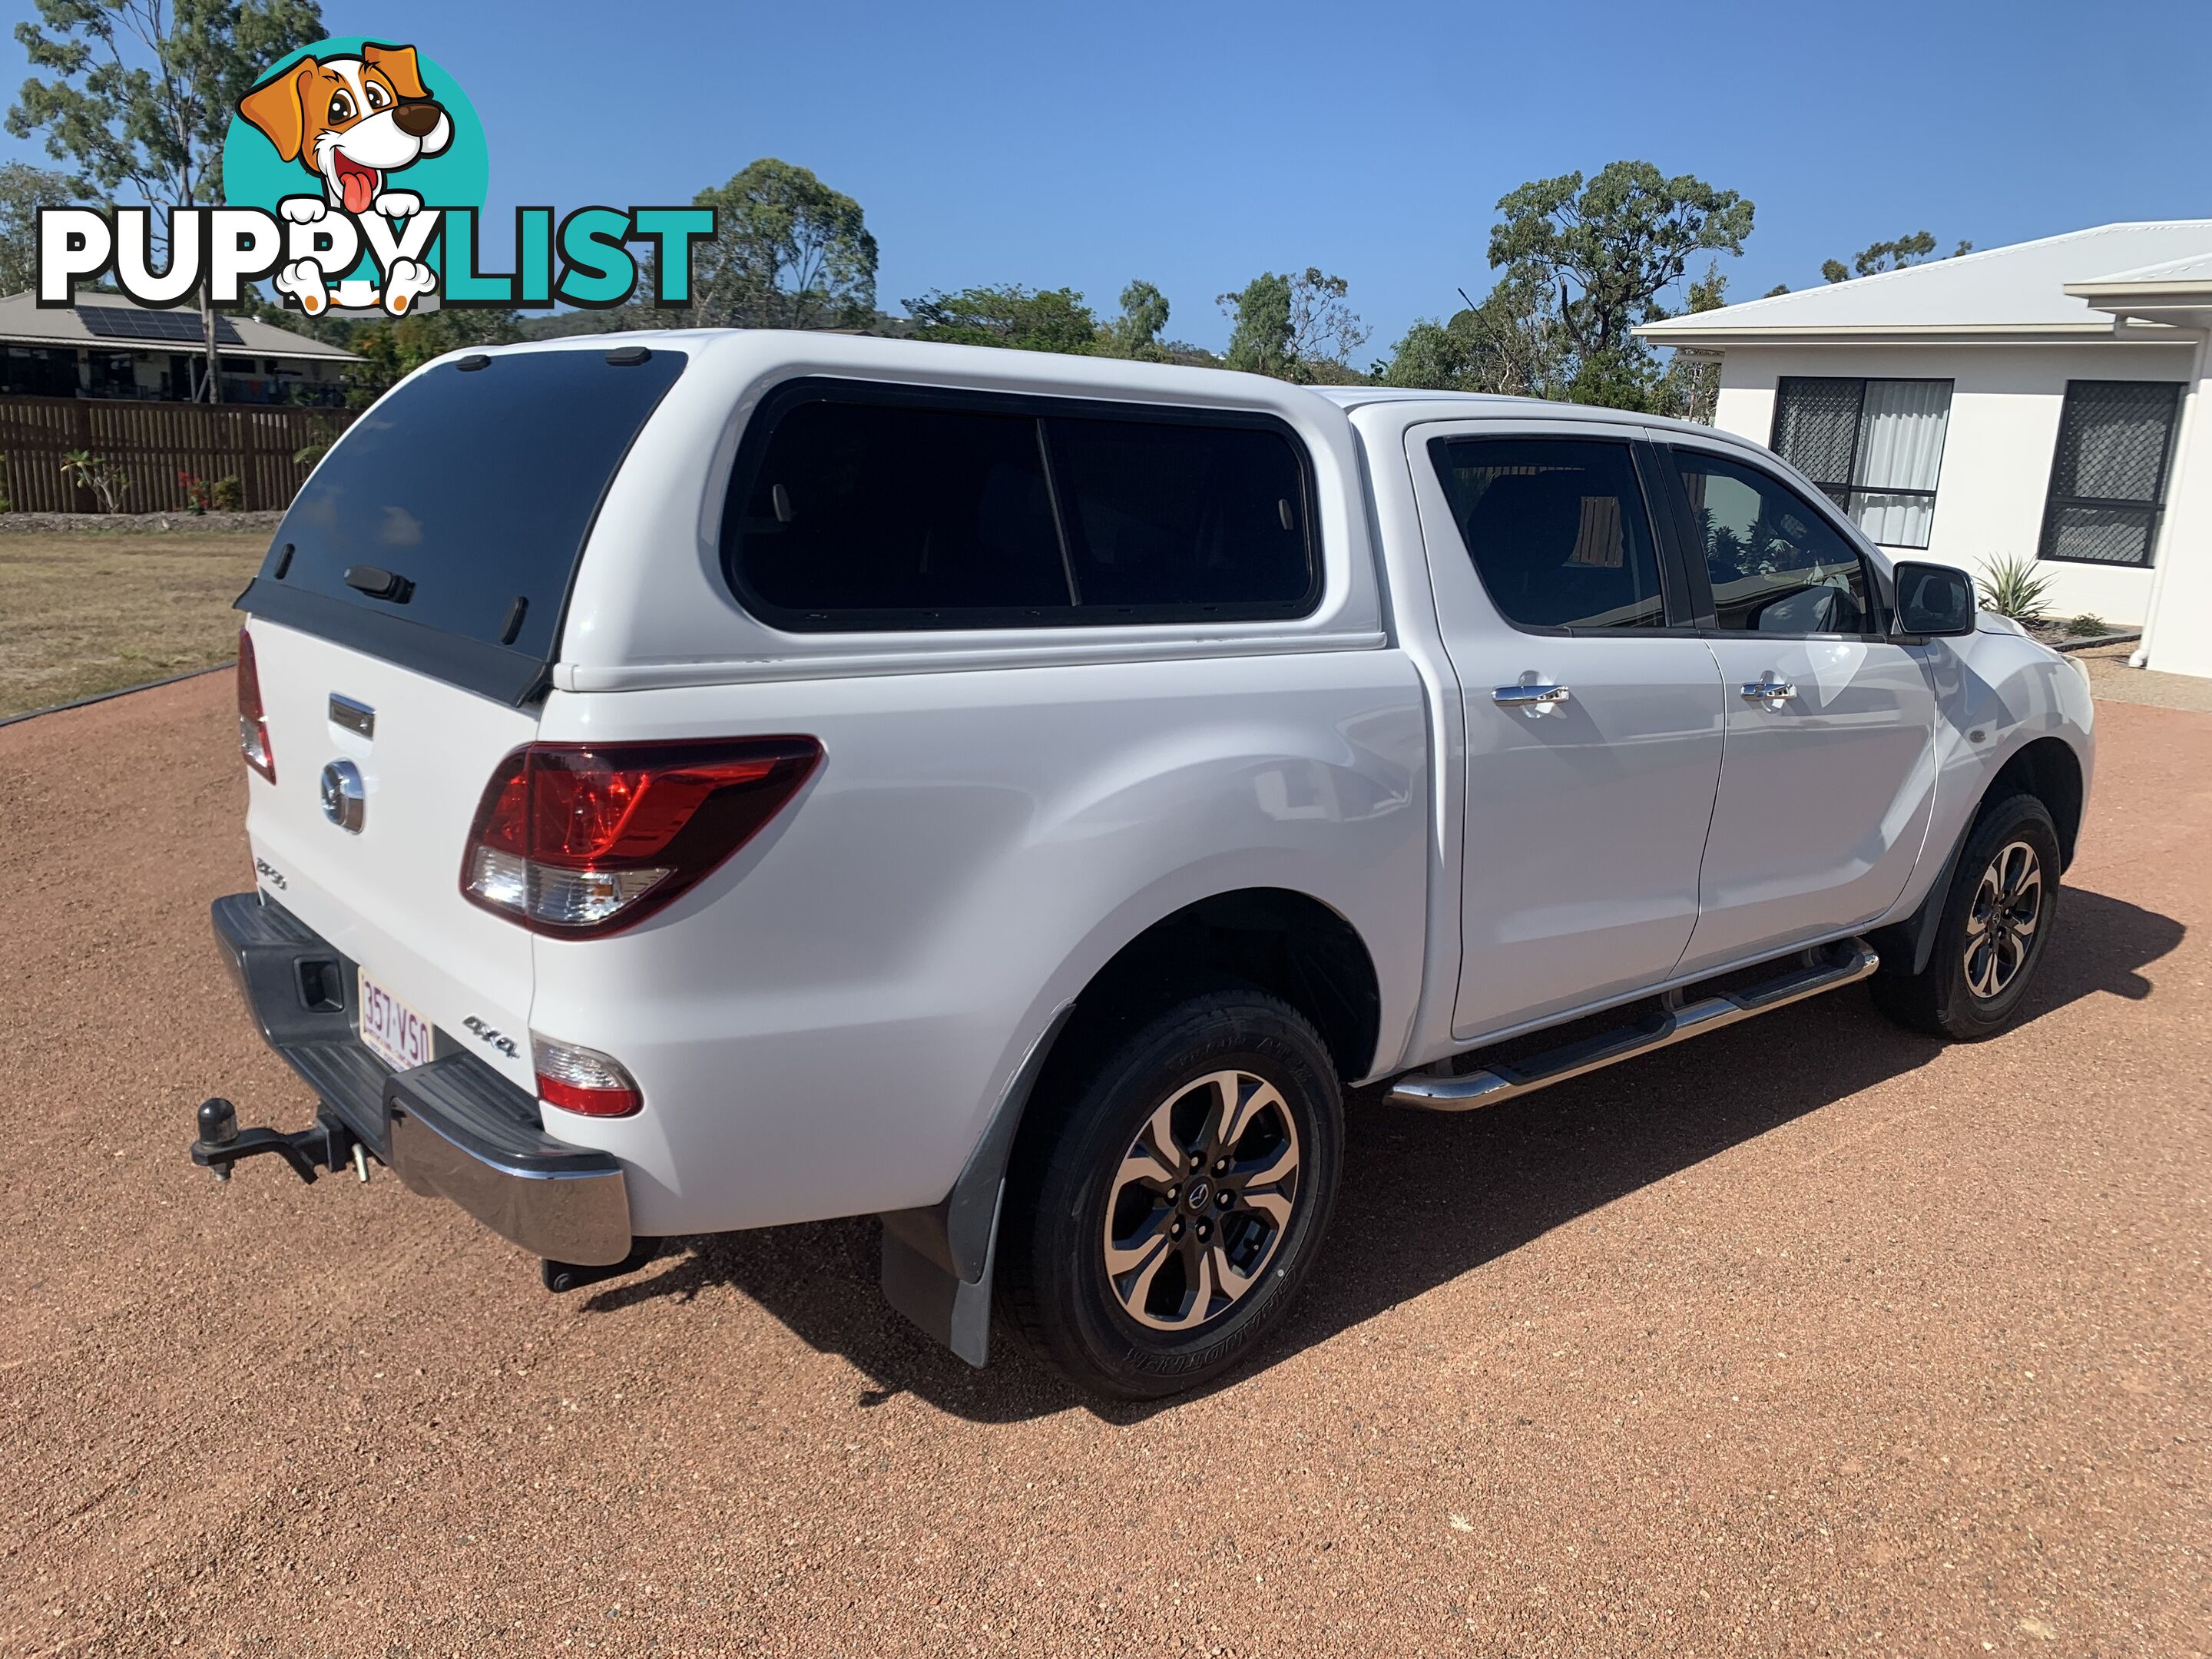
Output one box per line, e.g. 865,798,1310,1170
460,737,821,935
237,628,275,782
532,1034,643,1117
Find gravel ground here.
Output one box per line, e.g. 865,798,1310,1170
2075,643,2212,716
1,676,2205,1658
0,512,283,536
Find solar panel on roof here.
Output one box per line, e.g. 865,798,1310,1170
75,304,244,346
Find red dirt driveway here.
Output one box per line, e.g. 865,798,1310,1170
0,674,2204,1657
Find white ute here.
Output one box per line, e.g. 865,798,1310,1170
197,332,2094,1398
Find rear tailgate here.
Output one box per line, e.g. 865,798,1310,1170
243,622,541,1086
235,343,690,1093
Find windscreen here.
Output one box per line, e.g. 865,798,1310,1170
243,346,687,700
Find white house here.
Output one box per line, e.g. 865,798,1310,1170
1638,221,2212,678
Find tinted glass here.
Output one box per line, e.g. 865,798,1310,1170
265,349,685,660
725,384,1317,628
732,399,1067,621
1045,417,1311,609
1429,437,1667,630
1670,450,1873,634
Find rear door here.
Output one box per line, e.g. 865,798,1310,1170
237,345,688,1089
1653,439,1937,972
1409,423,1728,1041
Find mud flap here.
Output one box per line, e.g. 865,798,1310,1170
880,1191,1001,1367
876,1002,1073,1369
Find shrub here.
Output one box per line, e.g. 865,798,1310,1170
2065,612,2108,637
293,416,339,470
177,470,214,514
210,476,243,512
1975,554,2056,623
60,449,131,513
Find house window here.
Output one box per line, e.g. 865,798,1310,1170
88,350,136,397
0,346,80,397
1770,376,1952,549
2037,380,2184,568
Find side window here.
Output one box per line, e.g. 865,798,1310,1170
1427,436,1668,631
1045,417,1310,609
724,383,1317,629
727,398,1069,622
1669,449,1874,635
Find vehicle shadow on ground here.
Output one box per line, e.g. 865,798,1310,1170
582,886,2181,1426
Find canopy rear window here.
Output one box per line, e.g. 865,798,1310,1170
239,347,687,703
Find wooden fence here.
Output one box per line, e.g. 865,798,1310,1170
0,397,356,515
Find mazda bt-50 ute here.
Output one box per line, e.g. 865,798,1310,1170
194,333,2093,1398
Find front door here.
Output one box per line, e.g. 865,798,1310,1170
1657,442,1938,972
1411,427,1728,1041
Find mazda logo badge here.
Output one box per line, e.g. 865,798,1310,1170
320,759,366,833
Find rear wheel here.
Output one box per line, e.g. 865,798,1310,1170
996,989,1343,1399
1872,793,2061,1041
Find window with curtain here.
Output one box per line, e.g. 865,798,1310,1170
1770,376,1953,549
2036,380,2184,568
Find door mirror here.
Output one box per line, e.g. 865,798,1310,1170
1891,561,1975,637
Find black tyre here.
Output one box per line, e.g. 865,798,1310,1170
1872,792,2061,1041
996,989,1343,1400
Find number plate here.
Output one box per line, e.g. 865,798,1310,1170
358,968,433,1072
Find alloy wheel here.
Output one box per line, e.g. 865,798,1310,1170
1100,1068,1302,1332
1964,838,2042,1000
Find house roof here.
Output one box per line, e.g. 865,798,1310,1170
1636,221,2212,349
0,290,361,361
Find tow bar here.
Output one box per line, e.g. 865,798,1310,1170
188,1097,369,1185
187,1094,651,1293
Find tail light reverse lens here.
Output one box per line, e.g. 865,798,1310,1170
533,1034,642,1117
237,628,275,782
462,737,821,934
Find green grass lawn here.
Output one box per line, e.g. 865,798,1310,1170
0,533,268,720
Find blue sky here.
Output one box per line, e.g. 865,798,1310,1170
7,0,2210,355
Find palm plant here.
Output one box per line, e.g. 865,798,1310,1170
1975,555,2056,623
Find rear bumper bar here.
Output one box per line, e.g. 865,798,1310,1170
210,892,632,1264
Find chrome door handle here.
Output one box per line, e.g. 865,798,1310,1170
1739,677,1798,703
1495,685,1566,717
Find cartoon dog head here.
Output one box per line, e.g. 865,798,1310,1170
237,43,452,217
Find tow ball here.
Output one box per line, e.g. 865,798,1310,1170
189,1098,369,1185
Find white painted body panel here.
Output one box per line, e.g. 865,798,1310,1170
241,620,538,1093
1888,611,2097,921
528,650,1427,1235
237,337,2096,1243
1683,632,1937,971
1445,634,1726,1037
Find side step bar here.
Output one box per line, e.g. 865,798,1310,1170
1389,940,1879,1112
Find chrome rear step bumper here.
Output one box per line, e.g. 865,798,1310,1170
1389,941,1879,1112
207,892,633,1265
